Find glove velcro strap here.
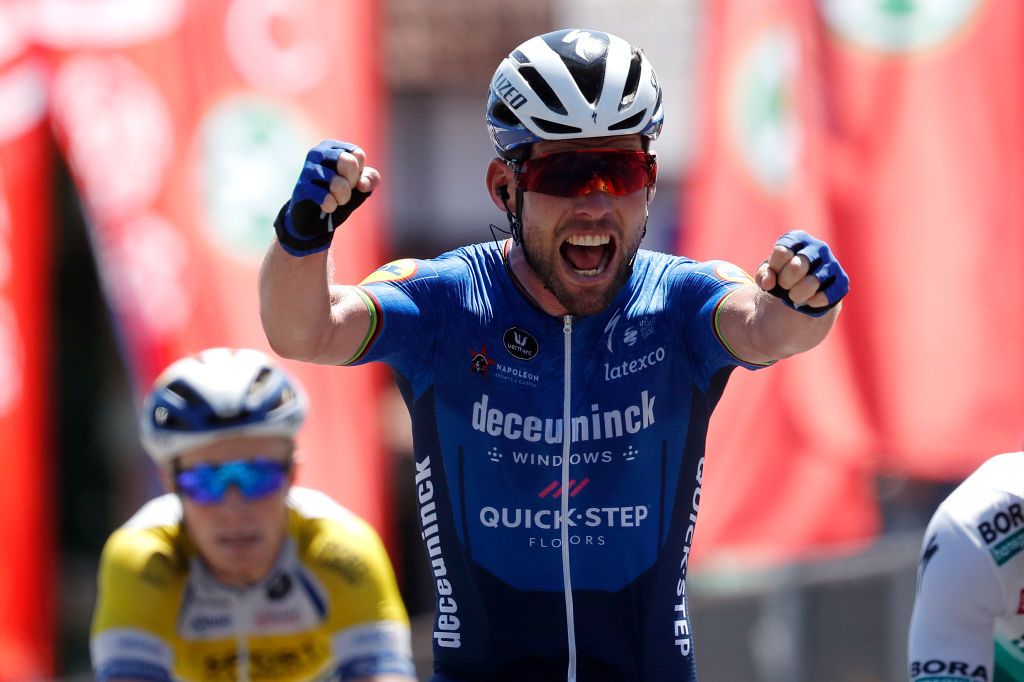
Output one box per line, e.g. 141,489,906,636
273,202,335,257
274,189,373,257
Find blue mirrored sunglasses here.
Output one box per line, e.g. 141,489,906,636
174,458,290,504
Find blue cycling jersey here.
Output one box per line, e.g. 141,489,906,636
351,240,765,681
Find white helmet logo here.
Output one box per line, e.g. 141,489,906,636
562,30,603,61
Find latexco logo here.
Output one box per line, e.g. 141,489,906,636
604,347,667,382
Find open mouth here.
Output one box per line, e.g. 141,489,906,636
217,532,262,550
560,233,614,276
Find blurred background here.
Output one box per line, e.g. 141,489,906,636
2,0,1023,680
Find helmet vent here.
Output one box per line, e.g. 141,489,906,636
206,411,252,428
248,367,273,399
511,49,529,64
561,57,605,106
518,66,566,115
165,379,205,406
531,118,583,135
270,387,295,413
609,109,648,132
620,50,642,110
489,100,520,127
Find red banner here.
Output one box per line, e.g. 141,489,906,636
0,54,55,678
683,0,879,566
45,0,392,533
813,0,1024,478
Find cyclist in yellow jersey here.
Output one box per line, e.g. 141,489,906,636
90,347,415,682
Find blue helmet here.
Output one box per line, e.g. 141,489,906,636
139,348,308,463
486,29,664,159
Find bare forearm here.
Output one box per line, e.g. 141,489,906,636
719,285,839,364
258,242,368,364
748,288,839,361
719,230,848,364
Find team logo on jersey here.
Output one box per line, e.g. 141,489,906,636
360,259,417,284
503,327,539,360
714,262,755,284
818,0,982,54
140,552,176,587
603,309,656,357
317,541,369,584
909,659,986,680
254,608,302,627
266,572,292,600
470,345,495,378
603,310,622,352
538,478,590,498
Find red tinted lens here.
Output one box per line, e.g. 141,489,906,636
518,149,656,197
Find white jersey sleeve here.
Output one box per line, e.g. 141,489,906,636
908,504,1004,681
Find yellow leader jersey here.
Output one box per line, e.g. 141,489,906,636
90,487,414,681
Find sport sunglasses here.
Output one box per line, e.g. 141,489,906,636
174,458,291,504
516,148,657,198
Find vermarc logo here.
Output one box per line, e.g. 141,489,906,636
503,327,539,361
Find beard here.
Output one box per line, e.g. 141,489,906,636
520,218,643,317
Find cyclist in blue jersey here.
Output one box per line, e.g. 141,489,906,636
258,28,849,682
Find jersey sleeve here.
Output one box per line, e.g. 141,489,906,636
301,514,415,680
908,506,1003,682
90,527,184,682
668,259,770,391
344,257,452,395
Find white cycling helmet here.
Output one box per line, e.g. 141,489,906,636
486,28,664,159
139,348,308,464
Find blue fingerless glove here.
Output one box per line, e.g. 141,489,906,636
274,140,372,257
767,230,849,317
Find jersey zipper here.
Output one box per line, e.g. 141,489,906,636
235,589,251,682
561,314,577,682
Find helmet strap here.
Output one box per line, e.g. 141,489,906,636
629,187,652,268
642,185,651,241
497,162,525,244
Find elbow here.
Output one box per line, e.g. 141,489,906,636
265,334,313,363
261,316,322,363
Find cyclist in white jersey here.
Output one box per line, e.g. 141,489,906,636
259,28,851,682
909,452,1024,681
